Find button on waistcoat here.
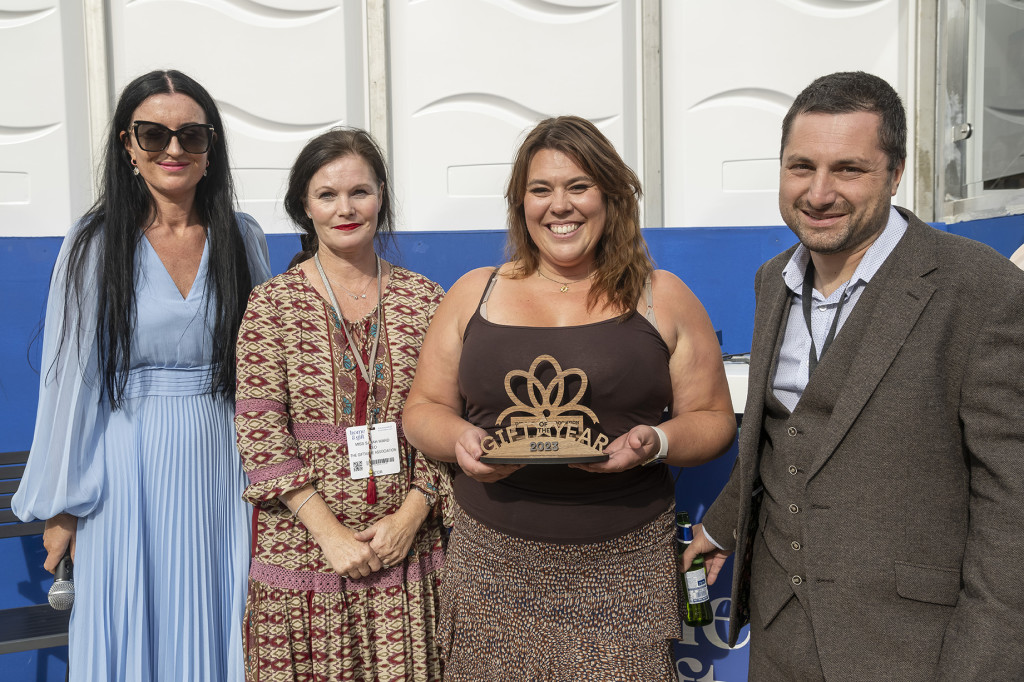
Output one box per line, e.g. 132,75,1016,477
759,390,812,607
755,288,875,617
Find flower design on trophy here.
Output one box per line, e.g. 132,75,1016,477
479,354,610,464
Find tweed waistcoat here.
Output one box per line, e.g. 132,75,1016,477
754,287,877,625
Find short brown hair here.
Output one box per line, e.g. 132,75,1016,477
781,71,906,172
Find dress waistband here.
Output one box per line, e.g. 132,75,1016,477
123,365,217,398
249,547,444,593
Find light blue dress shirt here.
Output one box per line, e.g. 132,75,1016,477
772,207,908,411
702,207,908,550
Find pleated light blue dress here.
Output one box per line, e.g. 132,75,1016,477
13,214,271,682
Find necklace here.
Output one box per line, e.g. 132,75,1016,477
313,253,382,386
536,267,594,293
314,252,384,504
333,269,375,301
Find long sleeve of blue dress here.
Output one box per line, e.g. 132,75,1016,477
13,212,270,522
13,221,106,522
12,212,272,682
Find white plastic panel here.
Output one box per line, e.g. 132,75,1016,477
0,2,90,237
979,0,1024,185
662,0,902,227
108,0,366,234
388,0,640,231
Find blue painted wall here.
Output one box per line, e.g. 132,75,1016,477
2,210,1022,680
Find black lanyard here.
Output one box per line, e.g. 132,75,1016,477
802,259,849,375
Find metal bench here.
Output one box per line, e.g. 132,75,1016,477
0,450,71,655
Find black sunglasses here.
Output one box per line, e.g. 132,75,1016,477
131,121,216,154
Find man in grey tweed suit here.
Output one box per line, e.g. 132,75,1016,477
683,71,1024,680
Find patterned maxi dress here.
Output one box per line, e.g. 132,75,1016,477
235,265,450,682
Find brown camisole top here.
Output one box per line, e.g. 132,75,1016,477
454,271,674,543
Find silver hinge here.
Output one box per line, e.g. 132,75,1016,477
952,123,973,142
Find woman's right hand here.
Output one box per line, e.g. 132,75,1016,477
321,527,384,580
454,426,523,483
284,487,384,579
42,513,77,574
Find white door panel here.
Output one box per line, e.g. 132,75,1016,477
108,0,367,234
663,0,902,227
0,2,89,237
388,0,639,231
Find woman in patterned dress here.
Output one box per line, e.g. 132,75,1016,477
403,116,736,680
235,128,449,681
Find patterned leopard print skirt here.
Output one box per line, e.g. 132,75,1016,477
438,505,680,681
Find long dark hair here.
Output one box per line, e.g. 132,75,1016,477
284,127,398,268
505,116,652,316
60,69,252,408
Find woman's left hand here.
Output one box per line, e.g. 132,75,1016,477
352,499,427,569
570,425,660,473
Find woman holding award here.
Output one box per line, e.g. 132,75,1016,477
234,128,449,680
403,116,735,679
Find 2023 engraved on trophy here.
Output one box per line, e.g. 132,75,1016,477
478,354,610,464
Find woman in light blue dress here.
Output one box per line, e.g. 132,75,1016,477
12,70,270,681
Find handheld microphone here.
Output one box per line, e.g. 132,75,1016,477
47,550,75,611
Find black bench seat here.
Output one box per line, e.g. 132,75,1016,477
0,450,71,657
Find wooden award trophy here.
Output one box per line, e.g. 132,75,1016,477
479,354,609,464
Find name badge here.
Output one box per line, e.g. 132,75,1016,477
347,422,401,480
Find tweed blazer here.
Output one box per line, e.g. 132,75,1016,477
702,208,1024,680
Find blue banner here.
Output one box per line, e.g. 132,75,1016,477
671,434,749,681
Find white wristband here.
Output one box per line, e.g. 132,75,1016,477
642,425,669,466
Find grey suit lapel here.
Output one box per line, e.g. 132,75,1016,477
805,213,938,478
740,256,792,479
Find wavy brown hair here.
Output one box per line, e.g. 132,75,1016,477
504,116,653,317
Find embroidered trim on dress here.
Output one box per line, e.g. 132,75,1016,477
291,423,348,444
291,419,405,444
236,398,286,415
247,458,305,484
249,546,443,593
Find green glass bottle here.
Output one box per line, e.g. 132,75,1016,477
677,511,714,626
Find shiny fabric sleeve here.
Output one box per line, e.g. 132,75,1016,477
236,212,271,285
12,224,106,522
235,282,318,503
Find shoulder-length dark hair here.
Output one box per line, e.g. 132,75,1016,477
283,127,398,267
504,116,653,316
61,69,252,408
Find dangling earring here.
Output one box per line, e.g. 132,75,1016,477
131,158,140,176
203,160,209,178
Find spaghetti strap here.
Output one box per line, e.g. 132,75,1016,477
642,274,658,330
478,269,500,321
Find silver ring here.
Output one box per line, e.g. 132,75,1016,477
382,563,390,569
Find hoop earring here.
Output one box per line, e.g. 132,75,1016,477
131,158,140,176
